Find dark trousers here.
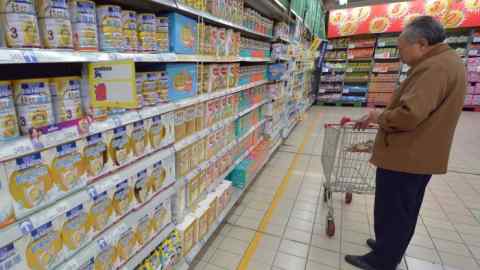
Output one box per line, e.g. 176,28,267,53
367,168,431,270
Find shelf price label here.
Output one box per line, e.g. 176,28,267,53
88,60,138,109
377,41,386,47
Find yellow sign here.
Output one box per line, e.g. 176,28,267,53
88,60,138,108
310,37,322,52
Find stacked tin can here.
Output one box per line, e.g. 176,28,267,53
37,0,73,49
137,72,160,106
0,81,20,141
13,78,55,134
0,0,41,48
96,5,122,52
137,13,157,52
50,77,83,124
69,0,98,51
121,10,138,52
156,16,169,53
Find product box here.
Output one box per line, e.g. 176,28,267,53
87,177,116,233
174,108,186,141
129,120,148,158
164,12,197,54
149,197,172,233
112,222,138,265
199,193,217,228
194,206,209,241
177,214,197,256
145,111,175,150
80,132,112,181
132,168,150,205
195,102,205,131
106,125,132,167
0,152,55,221
111,178,134,218
44,140,87,197
167,63,198,102
176,146,191,178
184,105,196,136
147,152,176,194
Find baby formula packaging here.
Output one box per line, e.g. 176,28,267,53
121,10,137,52
0,81,20,141
96,5,123,52
36,0,69,18
156,16,169,52
38,17,73,49
1,12,41,48
13,78,55,134
50,76,83,123
137,13,157,52
69,0,98,51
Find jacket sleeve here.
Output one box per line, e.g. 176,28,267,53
378,65,448,132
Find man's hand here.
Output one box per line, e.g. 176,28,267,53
354,110,381,130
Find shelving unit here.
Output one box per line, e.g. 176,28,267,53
0,0,322,269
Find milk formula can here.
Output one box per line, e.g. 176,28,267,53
0,81,20,141
36,0,69,18
96,5,123,52
38,17,73,49
13,78,55,134
121,10,137,52
1,12,41,48
69,0,98,51
50,76,83,123
137,13,157,52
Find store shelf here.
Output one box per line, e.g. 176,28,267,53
177,118,267,187
120,223,176,269
174,99,268,152
0,49,271,64
174,136,282,270
0,80,268,162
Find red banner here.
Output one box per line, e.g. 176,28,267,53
328,0,480,38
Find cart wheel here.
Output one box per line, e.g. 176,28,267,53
326,218,336,237
345,192,353,204
323,187,331,203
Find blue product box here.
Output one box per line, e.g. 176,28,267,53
268,63,287,81
164,12,197,54
166,63,198,102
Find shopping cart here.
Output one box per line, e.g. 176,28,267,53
321,117,378,237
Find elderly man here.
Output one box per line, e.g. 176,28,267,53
345,16,466,270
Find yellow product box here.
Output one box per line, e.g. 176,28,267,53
175,146,191,178
50,76,83,123
208,64,221,92
199,193,217,228
121,10,138,52
111,177,134,218
184,105,196,136
58,228,118,270
128,120,149,158
188,176,199,208
197,169,207,195
174,109,186,141
190,141,201,168
79,132,111,180
205,165,215,192
149,197,172,233
132,168,150,205
133,212,153,249
206,133,216,159
0,151,54,220
215,180,232,216
156,16,169,53
145,111,174,150
147,152,175,194
195,102,205,131
106,125,132,167
177,214,198,257
4,190,91,270
86,179,115,234
199,138,207,163
194,206,209,241
44,140,87,198
111,222,138,265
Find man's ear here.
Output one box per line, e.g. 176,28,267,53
418,38,429,48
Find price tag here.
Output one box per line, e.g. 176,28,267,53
22,51,38,63
39,126,79,147
0,138,35,161
327,45,333,50
120,111,141,125
473,37,480,43
348,44,355,49
378,41,386,47
343,89,350,94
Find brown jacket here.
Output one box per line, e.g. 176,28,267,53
370,44,466,175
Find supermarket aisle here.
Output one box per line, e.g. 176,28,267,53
190,106,480,270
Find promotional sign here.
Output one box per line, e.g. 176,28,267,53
328,0,480,38
88,60,137,108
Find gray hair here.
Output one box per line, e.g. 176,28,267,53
403,16,446,45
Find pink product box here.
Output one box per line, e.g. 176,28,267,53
465,95,474,105
468,72,480,82
473,95,480,105
468,58,480,65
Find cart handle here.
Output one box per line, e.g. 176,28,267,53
324,117,378,129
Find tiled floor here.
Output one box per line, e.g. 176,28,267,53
190,106,480,270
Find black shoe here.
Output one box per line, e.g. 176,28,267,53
366,238,377,250
345,255,378,270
